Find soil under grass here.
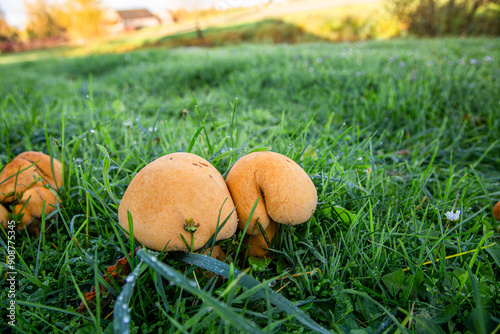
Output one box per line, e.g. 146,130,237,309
0,38,499,333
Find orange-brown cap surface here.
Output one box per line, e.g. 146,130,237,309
0,151,63,202
226,151,317,235
118,152,238,252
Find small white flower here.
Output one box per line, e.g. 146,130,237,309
469,59,478,65
445,210,461,221
484,56,493,62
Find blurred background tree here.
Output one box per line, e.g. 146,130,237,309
58,0,105,43
24,0,65,40
391,0,500,36
23,0,104,43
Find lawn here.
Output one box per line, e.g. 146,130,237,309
0,38,499,333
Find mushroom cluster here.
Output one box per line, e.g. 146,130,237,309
118,151,317,259
0,151,63,235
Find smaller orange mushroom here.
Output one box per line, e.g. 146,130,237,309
0,151,62,203
226,152,318,258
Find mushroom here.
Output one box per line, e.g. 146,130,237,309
0,203,9,229
118,152,238,252
12,187,61,235
226,151,317,256
0,151,63,203
494,200,500,221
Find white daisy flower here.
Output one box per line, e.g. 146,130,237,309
445,210,461,221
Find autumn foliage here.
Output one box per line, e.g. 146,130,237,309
24,0,105,42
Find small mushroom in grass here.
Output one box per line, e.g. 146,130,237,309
0,151,62,202
226,151,317,235
493,200,500,221
12,187,61,235
0,203,9,228
118,152,238,252
244,221,278,258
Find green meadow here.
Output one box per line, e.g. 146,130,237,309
0,37,499,333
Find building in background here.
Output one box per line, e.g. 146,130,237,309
107,9,165,32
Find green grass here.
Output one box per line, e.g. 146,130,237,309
0,37,499,333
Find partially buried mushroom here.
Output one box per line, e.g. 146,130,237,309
118,152,238,253
226,151,317,257
0,151,62,203
0,151,63,234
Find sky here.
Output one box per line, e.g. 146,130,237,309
0,0,270,28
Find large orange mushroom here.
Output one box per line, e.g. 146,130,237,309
226,151,317,257
118,152,238,253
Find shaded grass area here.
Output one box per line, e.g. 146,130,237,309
0,38,499,333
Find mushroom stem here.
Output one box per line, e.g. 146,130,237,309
244,221,278,258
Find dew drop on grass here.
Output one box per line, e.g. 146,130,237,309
125,275,133,283
123,313,130,324
90,129,96,133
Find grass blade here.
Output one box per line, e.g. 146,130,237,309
174,252,332,334
137,248,264,334
114,261,144,334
